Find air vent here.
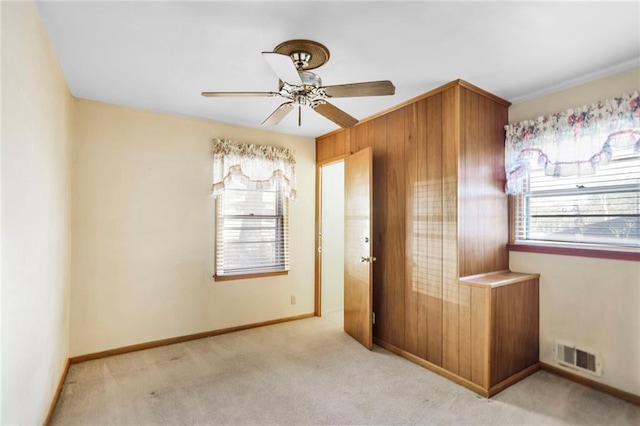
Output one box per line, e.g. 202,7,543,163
554,339,602,376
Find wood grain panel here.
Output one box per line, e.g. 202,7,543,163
374,337,490,398
458,282,472,380
481,95,504,273
372,114,388,342
470,285,488,387
316,134,333,163
404,104,418,355
335,130,350,159
490,278,540,386
441,86,460,374
316,130,350,163
385,107,407,349
492,99,509,271
352,120,374,153
458,87,509,276
344,147,373,349
459,89,480,276
415,98,428,360
478,95,490,273
425,94,443,366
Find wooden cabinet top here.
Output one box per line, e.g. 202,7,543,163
460,270,540,288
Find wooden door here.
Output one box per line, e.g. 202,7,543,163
344,147,373,349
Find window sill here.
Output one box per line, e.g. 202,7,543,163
507,243,640,261
214,270,289,282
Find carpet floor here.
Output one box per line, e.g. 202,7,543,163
51,313,640,425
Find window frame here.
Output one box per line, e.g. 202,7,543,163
508,156,640,262
214,183,290,281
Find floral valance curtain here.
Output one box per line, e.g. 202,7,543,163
211,138,296,199
504,91,640,195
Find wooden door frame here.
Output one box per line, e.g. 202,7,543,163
314,154,350,317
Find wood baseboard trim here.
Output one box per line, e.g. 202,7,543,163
70,313,315,364
374,338,489,398
488,363,540,397
43,358,70,425
540,362,640,406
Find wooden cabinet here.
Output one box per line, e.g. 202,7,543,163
316,79,540,397
459,271,540,396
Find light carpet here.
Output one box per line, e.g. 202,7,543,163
51,313,639,425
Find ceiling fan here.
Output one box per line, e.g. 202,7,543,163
201,39,395,128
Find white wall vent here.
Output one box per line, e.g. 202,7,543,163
553,339,602,376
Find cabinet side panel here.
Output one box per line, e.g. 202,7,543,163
490,279,540,386
491,99,509,272
459,89,480,276
458,282,472,380
458,87,509,276
471,285,489,387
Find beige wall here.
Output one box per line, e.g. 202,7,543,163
509,67,640,396
71,99,315,356
509,67,640,123
1,1,73,423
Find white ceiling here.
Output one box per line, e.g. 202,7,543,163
36,1,640,138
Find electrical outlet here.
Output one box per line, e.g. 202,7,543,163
290,295,296,305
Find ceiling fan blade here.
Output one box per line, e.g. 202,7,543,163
323,80,395,98
201,91,277,97
262,102,294,126
262,52,303,86
313,102,359,128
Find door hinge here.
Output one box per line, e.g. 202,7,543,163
372,312,376,325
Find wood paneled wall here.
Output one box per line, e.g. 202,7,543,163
458,88,510,277
316,80,538,396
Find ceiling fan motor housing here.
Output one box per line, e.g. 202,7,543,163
299,70,322,88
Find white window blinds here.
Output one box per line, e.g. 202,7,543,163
513,153,640,248
215,183,289,275
211,139,294,277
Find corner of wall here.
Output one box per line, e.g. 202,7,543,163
1,0,74,423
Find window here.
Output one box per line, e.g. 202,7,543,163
505,91,640,256
513,153,640,249
215,182,289,277
211,138,296,279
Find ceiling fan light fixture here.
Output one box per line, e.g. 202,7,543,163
291,51,311,69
